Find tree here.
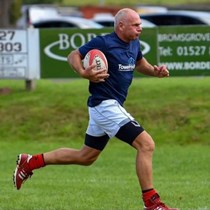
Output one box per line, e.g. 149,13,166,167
0,0,14,27
0,0,62,28
22,0,62,4
10,0,22,25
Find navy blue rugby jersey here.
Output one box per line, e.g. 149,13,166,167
79,32,143,107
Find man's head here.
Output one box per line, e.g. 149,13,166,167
114,8,142,43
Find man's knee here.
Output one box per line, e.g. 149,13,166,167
132,131,155,152
79,146,101,166
80,155,98,166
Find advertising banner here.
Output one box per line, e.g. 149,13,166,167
39,28,158,78
158,26,210,76
1,26,209,79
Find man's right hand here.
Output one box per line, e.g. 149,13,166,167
82,64,109,83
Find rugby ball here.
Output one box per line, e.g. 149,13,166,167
83,49,108,71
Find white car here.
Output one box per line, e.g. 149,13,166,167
92,13,156,28
16,5,103,29
16,5,59,29
92,13,115,27
32,16,104,29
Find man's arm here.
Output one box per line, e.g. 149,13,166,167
67,49,109,83
67,49,85,76
135,57,169,78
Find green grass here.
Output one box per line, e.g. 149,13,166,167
0,77,210,209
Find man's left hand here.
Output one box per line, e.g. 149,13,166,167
154,65,169,78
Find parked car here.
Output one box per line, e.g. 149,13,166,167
92,13,156,28
141,19,157,28
92,13,115,27
140,10,210,26
16,5,101,29
32,16,104,29
16,5,59,28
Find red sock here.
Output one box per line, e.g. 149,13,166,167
142,189,157,207
28,154,45,171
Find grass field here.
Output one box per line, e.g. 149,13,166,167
0,77,210,210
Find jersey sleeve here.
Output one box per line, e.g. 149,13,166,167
78,36,106,59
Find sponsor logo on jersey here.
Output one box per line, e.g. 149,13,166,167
118,57,135,71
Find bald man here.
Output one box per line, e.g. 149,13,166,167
13,8,178,210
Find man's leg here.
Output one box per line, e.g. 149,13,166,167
13,133,109,190
132,130,154,191
132,131,178,210
116,122,178,210
43,145,101,166
13,145,102,190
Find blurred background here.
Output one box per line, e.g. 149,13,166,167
1,0,210,29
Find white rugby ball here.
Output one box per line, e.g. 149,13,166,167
83,49,108,71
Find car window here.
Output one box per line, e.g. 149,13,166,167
142,14,207,26
176,16,206,25
141,15,170,25
33,21,76,28
96,21,114,27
